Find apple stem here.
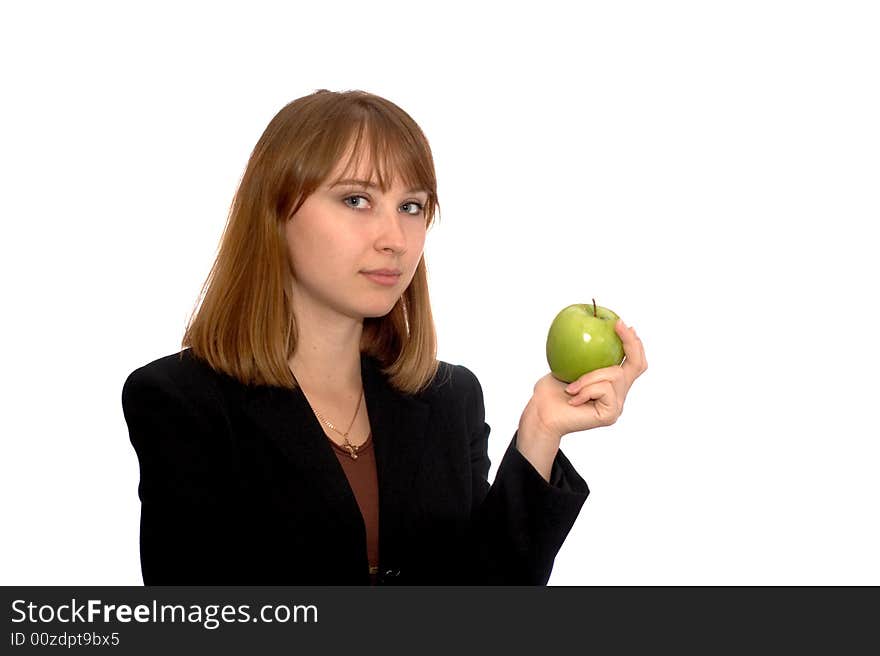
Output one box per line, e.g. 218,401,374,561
592,298,597,318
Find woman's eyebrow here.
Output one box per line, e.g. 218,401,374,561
330,178,427,194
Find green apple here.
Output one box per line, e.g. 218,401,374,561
546,299,625,383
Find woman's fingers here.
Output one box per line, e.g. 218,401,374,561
569,380,619,425
566,370,625,415
565,369,620,396
615,319,648,384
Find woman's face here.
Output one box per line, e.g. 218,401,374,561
285,155,429,321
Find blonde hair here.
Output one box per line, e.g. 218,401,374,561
181,89,443,396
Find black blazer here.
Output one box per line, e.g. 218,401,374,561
121,348,589,585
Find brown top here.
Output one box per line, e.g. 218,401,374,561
325,431,380,586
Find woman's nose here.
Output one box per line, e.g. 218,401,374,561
375,207,407,251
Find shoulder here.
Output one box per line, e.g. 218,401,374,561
121,350,240,480
416,358,485,412
121,348,228,415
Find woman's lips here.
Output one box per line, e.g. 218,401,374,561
361,272,401,286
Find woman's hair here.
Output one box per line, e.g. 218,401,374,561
180,89,443,396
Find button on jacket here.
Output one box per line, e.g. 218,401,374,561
121,348,590,585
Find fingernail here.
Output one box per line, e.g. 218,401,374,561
566,382,578,393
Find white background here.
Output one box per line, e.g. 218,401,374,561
1,0,877,585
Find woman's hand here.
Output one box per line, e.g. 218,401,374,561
526,320,648,440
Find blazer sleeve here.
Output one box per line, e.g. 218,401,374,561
460,365,590,585
121,367,243,585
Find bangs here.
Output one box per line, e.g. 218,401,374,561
328,117,433,198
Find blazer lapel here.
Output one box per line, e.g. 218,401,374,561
360,353,431,568
239,352,431,569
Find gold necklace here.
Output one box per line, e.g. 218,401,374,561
311,391,370,460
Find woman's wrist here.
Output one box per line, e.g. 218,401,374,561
516,400,562,483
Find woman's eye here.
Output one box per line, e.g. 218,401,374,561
343,195,369,209
401,201,424,215
343,195,424,215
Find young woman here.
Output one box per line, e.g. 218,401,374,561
121,89,648,586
